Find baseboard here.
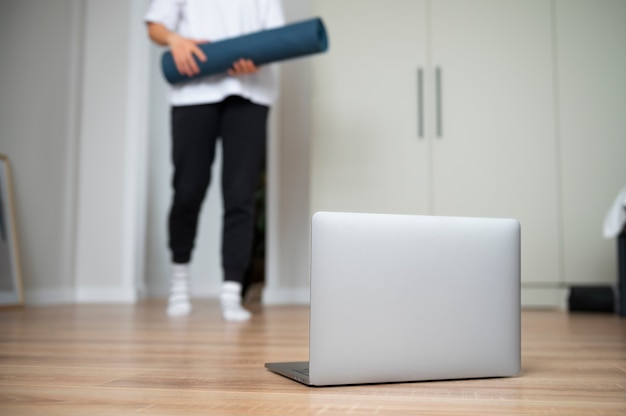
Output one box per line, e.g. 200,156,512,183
521,286,568,309
264,286,568,308
262,286,310,305
145,282,222,299
144,285,309,304
75,285,137,303
24,285,565,308
24,288,76,306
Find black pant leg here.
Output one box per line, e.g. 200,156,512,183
219,97,269,283
168,104,220,263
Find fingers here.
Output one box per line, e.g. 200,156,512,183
192,40,208,63
171,37,207,77
172,45,256,78
173,54,198,77
228,59,258,76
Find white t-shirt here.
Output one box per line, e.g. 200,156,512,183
145,0,285,106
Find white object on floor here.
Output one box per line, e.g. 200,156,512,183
603,186,626,239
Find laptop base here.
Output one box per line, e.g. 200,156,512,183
265,361,311,385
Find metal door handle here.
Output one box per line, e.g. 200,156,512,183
417,68,424,138
436,67,443,138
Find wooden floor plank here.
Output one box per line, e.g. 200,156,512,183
0,300,625,415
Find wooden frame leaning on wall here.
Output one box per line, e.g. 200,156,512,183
0,153,24,307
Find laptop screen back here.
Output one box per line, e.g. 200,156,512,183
308,212,521,386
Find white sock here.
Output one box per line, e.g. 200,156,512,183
220,281,251,322
167,264,192,317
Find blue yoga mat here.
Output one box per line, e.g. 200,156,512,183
161,17,328,85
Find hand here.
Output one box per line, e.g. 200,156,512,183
228,58,258,76
167,33,208,77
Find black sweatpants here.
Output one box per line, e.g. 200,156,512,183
168,95,268,284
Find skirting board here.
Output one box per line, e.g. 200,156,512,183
263,286,568,309
75,286,137,303
262,287,311,305
24,288,76,306
521,287,568,309
25,287,137,305
25,286,138,305
23,286,568,309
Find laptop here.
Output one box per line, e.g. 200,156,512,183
265,211,521,386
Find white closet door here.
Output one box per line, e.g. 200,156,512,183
311,0,430,215
556,0,626,284
429,0,560,284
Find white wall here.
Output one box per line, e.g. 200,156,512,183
265,0,314,303
0,1,81,303
0,0,150,305
74,0,150,302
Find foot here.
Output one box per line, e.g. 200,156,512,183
243,282,264,305
167,288,191,316
220,281,251,322
167,264,192,317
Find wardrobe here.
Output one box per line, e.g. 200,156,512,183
309,0,626,305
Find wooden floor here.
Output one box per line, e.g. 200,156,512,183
0,300,625,415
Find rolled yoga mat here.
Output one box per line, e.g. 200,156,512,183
161,17,328,85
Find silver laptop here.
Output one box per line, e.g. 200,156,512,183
265,211,521,386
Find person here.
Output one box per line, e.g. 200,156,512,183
144,0,284,321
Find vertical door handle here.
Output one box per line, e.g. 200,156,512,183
417,68,424,138
435,67,443,138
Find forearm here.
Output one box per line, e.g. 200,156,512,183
146,22,178,47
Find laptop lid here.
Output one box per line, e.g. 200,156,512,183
266,211,521,386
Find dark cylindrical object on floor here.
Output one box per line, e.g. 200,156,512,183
568,286,615,313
